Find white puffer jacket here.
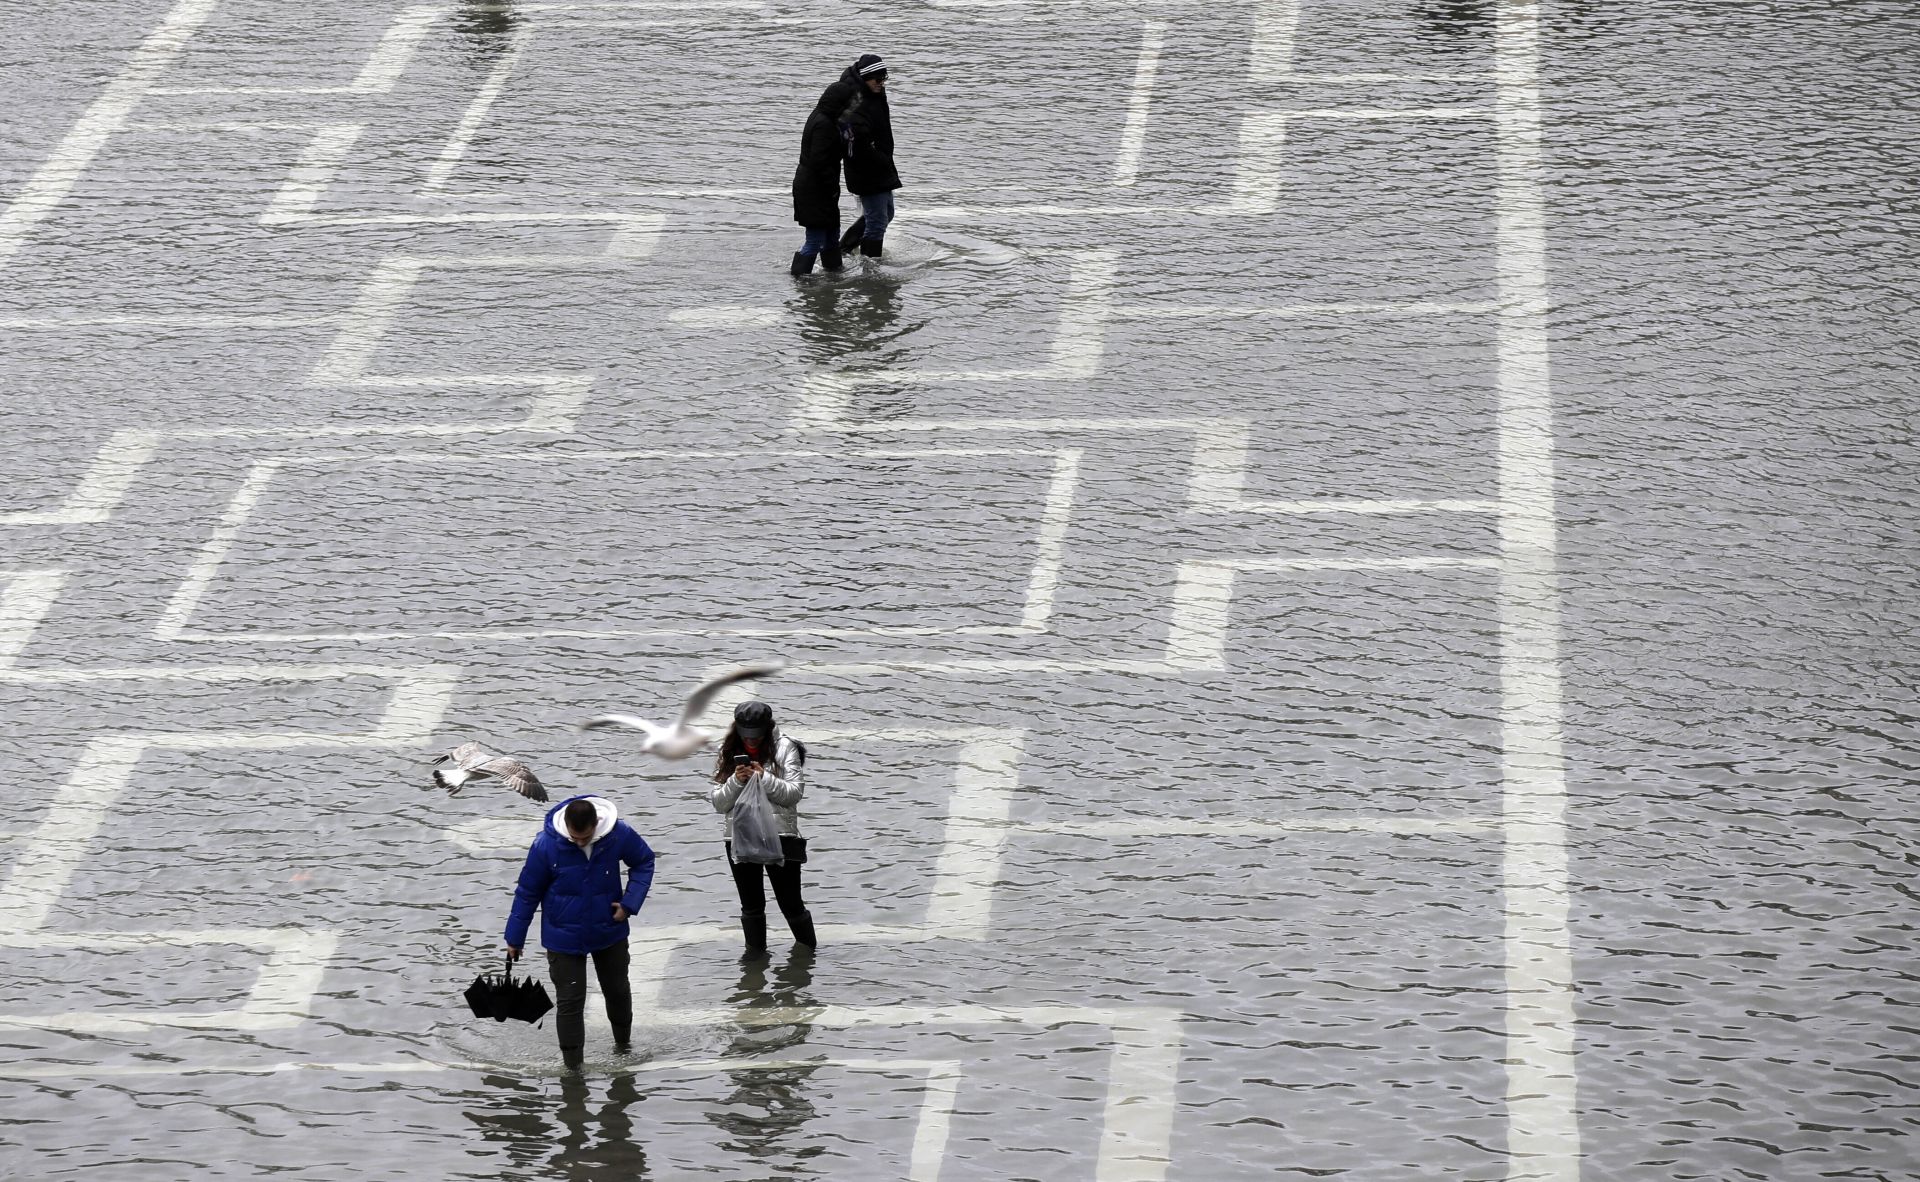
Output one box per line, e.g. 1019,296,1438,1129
706,734,806,841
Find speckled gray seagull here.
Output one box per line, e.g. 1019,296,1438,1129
427,742,549,801
578,660,786,760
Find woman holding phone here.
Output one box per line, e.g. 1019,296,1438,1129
706,701,815,956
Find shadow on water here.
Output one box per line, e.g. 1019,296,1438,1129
705,946,825,1177
462,1070,651,1180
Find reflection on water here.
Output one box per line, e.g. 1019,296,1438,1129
789,274,908,368
1414,0,1494,41
463,1070,650,1181
455,0,519,56
707,948,824,1174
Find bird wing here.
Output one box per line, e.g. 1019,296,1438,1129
676,660,787,727
578,713,665,739
484,759,547,802
443,741,498,770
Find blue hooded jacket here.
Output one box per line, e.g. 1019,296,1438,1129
504,795,655,956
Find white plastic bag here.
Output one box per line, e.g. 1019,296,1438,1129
731,779,785,866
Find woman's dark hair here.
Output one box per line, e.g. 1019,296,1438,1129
563,798,598,833
712,726,806,781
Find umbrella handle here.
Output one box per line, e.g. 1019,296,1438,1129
503,952,514,982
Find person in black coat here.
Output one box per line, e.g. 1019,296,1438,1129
836,54,902,259
790,71,858,277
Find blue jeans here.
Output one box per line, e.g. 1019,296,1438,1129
798,225,834,258
857,192,895,243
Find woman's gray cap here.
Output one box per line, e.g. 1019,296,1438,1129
733,700,774,737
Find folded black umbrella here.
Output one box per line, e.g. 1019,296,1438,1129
465,954,553,1024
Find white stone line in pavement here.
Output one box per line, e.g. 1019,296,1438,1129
1493,3,1580,1178
1115,300,1495,319
1112,20,1165,187
800,412,1491,518
1028,816,1501,837
791,250,1119,433
0,432,161,526
422,26,533,192
0,1052,956,1078
1277,71,1492,84
1248,0,1301,84
128,120,336,132
0,0,216,268
723,554,1476,679
1222,112,1291,217
1165,556,1498,669
0,571,66,669
522,0,767,10
0,663,455,1032
154,458,284,642
148,4,442,96
910,1062,965,1182
924,731,1026,936
0,927,341,1033
792,276,1490,520
1219,108,1490,217
0,236,634,525
1020,450,1081,632
668,305,785,327
309,254,422,381
261,123,665,257
1186,420,1499,515
307,251,637,429
262,123,365,222
156,448,1079,643
0,313,343,329
1289,107,1492,120
13,238,661,525
0,1007,1176,1181
1101,1009,1184,1181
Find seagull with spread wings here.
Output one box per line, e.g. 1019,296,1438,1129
427,743,549,801
578,660,786,760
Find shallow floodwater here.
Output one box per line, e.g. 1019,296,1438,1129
1,1,1915,1179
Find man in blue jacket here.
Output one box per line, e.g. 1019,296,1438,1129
505,795,656,1071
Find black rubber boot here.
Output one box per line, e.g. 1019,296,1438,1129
786,908,818,948
741,912,768,957
839,217,866,252
821,247,844,273
611,1022,630,1053
789,251,815,276
859,239,883,259
561,1044,584,1072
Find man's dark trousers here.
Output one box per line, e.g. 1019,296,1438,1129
546,942,632,1067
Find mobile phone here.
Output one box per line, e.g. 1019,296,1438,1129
733,754,750,765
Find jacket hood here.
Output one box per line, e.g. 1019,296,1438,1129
816,77,860,116
545,795,617,842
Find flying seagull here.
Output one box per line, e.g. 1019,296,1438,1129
578,660,786,760
427,742,549,801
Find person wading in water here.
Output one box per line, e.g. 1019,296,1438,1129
836,53,902,262
706,701,816,956
789,65,857,276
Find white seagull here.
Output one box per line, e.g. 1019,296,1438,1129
427,742,549,801
578,660,786,760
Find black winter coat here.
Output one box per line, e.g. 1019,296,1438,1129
793,79,857,228
837,68,902,197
